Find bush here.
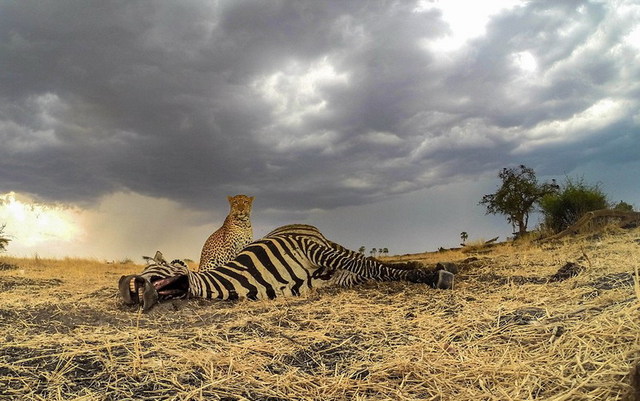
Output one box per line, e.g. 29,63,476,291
0,224,9,252
539,178,608,233
613,200,634,212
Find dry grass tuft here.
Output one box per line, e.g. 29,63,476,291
1,229,640,400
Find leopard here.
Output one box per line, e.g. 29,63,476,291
197,194,254,272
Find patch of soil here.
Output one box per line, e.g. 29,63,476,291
85,286,119,299
475,274,547,286
227,319,278,339
0,276,63,292
473,262,586,287
498,307,547,327
0,303,123,334
590,272,636,290
549,262,585,282
0,345,124,399
267,339,362,375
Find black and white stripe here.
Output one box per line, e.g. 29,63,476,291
121,225,453,309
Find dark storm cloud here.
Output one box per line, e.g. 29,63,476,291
1,0,638,213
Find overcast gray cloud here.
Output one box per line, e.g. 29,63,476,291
1,0,639,258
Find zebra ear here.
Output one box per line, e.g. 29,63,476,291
154,251,166,264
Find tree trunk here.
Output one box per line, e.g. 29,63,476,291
516,215,527,237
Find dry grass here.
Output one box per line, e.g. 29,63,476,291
1,229,639,400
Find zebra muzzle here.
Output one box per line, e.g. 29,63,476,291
119,274,189,311
118,275,159,311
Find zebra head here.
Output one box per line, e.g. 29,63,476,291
119,251,190,311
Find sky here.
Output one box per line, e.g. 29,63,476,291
1,0,639,260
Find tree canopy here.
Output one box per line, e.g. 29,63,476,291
480,165,559,236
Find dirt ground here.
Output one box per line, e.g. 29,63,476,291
1,229,639,400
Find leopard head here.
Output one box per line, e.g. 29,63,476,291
227,194,254,220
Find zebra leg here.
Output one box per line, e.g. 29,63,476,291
330,269,371,287
330,269,453,289
326,242,454,289
404,268,455,289
311,244,454,289
386,261,456,289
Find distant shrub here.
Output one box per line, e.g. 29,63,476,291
0,224,9,252
460,232,468,244
539,177,609,233
613,200,634,212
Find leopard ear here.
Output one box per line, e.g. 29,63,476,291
227,195,233,203
249,196,254,202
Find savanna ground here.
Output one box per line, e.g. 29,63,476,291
1,228,639,401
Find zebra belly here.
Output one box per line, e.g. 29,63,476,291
191,242,330,300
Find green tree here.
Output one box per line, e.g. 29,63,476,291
539,177,609,233
0,224,10,252
460,231,468,244
382,247,389,256
480,165,559,236
358,246,366,254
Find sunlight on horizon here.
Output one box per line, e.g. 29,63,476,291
0,192,84,249
0,191,214,261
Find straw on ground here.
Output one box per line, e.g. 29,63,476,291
1,228,639,400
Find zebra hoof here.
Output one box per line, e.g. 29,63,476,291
436,262,459,274
436,270,455,290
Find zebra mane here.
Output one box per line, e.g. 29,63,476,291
171,259,187,268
